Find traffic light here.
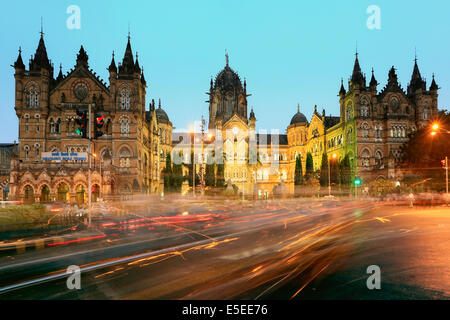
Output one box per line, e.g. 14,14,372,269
354,177,361,186
94,113,104,139
75,109,87,138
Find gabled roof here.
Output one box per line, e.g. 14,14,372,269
378,66,406,99
256,133,288,146
324,116,340,129
50,46,109,95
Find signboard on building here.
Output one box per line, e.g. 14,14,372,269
41,152,88,161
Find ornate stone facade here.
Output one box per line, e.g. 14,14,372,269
9,33,171,204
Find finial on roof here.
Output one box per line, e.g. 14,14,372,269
40,17,44,37
355,41,358,57
225,49,229,66
158,98,161,108
297,103,300,113
414,47,417,63
128,22,131,41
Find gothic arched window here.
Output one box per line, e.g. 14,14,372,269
375,150,383,167
361,149,370,168
24,145,30,160
26,84,40,108
346,102,354,121
119,148,131,168
120,118,130,134
120,87,131,110
423,108,430,120
360,98,369,117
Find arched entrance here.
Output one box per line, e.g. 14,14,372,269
24,185,34,204
92,184,100,202
76,185,85,205
40,185,50,203
57,183,69,202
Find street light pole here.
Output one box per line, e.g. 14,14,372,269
328,153,336,197
190,128,195,197
328,157,331,197
88,103,92,227
200,116,205,196
446,156,448,205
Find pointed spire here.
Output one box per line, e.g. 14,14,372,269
108,51,117,73
388,66,399,85
119,31,135,75
370,68,378,87
351,49,365,87
14,46,25,70
30,23,50,71
56,63,63,81
249,107,256,120
430,73,438,91
140,66,146,85
76,45,89,67
134,52,141,73
408,52,426,94
339,78,346,95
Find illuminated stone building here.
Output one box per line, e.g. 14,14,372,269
9,32,171,204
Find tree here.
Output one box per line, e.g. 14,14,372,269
400,110,450,191
172,162,183,191
339,154,351,188
205,163,215,187
305,152,314,181
216,162,225,188
319,153,328,187
163,153,173,192
294,154,304,185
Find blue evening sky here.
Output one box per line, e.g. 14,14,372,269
1,0,449,141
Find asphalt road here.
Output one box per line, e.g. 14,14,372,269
0,198,449,300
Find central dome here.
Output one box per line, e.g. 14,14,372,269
290,112,307,125
214,65,243,91
156,107,170,123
